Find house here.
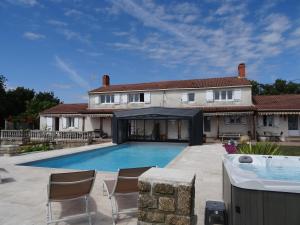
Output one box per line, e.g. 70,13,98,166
40,63,300,144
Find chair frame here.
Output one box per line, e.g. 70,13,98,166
46,171,96,225
103,167,152,225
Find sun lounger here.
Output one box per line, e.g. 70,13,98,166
103,167,152,225
46,170,96,225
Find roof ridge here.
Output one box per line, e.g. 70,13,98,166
90,76,251,93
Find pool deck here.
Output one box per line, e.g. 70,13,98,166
0,143,225,225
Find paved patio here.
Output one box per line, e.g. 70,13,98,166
0,143,224,225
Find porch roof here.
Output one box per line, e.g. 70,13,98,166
113,107,201,119
201,106,255,115
253,94,300,112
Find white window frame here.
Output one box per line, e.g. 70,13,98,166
187,93,195,103
225,116,243,125
263,115,274,127
128,93,145,103
100,94,115,104
67,117,75,128
214,89,234,101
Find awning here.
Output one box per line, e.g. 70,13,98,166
113,107,201,119
204,111,254,116
42,114,85,117
85,114,113,118
258,111,300,115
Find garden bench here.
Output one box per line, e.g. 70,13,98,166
219,133,241,143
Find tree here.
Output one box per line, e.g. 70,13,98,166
0,75,7,128
251,79,300,95
250,80,261,95
5,87,35,117
23,92,61,128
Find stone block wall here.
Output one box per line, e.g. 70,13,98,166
138,168,196,225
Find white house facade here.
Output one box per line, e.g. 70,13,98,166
40,64,300,143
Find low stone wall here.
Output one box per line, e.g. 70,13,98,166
138,168,196,225
0,145,19,156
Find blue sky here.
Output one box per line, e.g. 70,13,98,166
1,0,300,103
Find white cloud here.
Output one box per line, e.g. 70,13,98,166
64,9,83,17
54,56,91,90
47,19,68,27
76,49,103,57
112,31,131,36
5,0,38,6
57,28,90,44
107,0,299,77
23,31,45,40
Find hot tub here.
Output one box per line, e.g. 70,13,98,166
223,154,300,225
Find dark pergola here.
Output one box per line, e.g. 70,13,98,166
112,107,203,146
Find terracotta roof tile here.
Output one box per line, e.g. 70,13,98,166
253,94,300,111
40,104,115,115
41,103,88,114
89,76,251,93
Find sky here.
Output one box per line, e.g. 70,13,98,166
1,0,300,103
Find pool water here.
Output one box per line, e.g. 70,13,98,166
22,142,186,172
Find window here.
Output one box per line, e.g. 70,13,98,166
204,116,211,132
188,93,195,102
263,115,273,127
128,93,144,103
100,94,114,104
214,91,220,100
227,90,233,100
214,90,234,101
67,117,74,127
225,116,243,125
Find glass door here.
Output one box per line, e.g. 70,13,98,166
288,115,299,136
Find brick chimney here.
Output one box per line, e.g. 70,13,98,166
102,74,110,87
238,63,246,78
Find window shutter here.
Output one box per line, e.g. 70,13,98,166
274,116,280,127
257,116,263,127
46,117,52,130
206,90,214,102
181,93,188,103
234,89,242,101
62,117,67,129
224,116,230,125
144,92,151,103
95,96,100,104
122,94,128,103
114,94,120,104
241,116,247,124
74,118,79,128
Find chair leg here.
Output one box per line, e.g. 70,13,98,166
110,197,117,225
46,202,53,224
85,196,92,225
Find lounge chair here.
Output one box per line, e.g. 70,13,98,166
103,167,152,225
46,170,96,225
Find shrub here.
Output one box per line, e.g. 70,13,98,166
19,143,51,153
238,142,280,155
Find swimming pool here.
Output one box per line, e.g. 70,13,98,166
21,142,186,172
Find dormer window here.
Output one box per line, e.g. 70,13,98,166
100,94,114,104
214,90,234,101
129,93,144,103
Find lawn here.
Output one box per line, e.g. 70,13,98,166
278,145,300,156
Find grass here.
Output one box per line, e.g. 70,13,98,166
278,145,300,156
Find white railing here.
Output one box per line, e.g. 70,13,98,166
0,130,95,142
